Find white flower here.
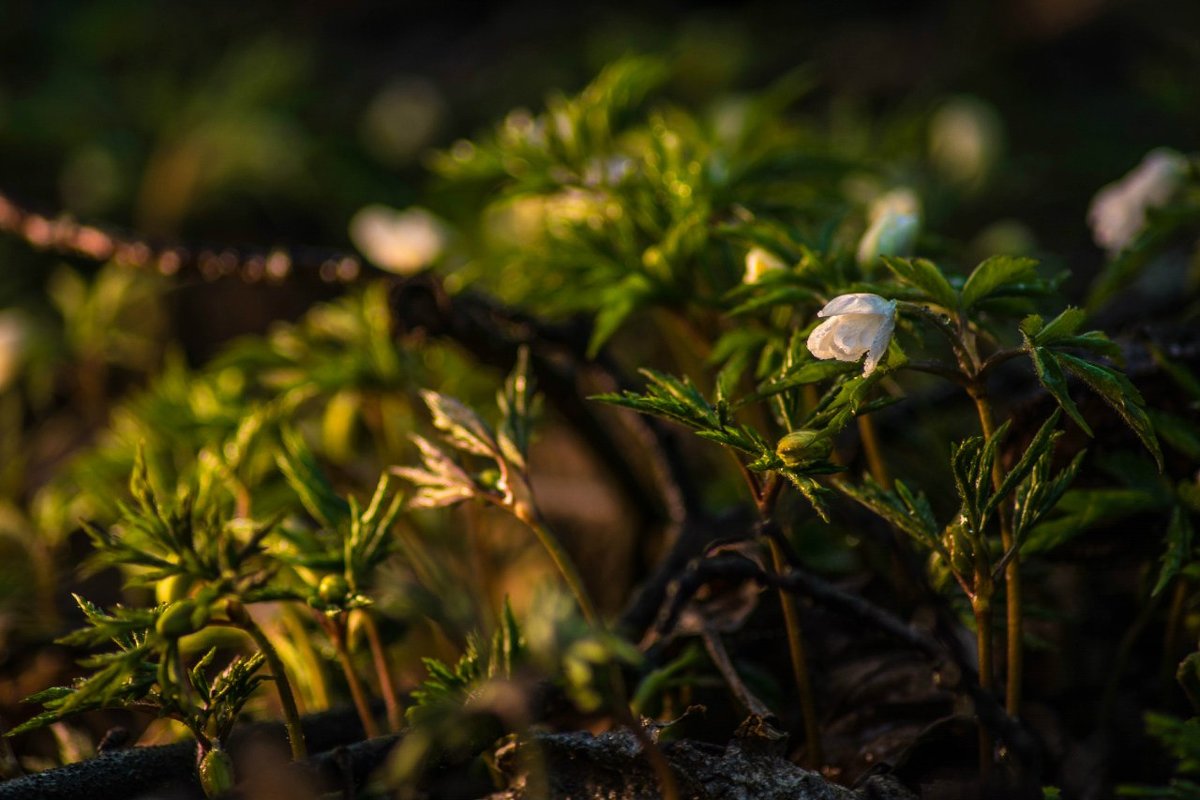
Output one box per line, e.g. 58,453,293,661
929,96,1003,190
806,293,897,376
857,189,921,267
349,205,447,275
743,247,786,284
1089,148,1187,254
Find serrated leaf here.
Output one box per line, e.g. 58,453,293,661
882,257,957,309
986,411,1062,519
276,428,351,530
1056,352,1163,469
1033,307,1085,345
421,390,498,458
961,256,1039,310
1028,347,1092,435
1154,506,1195,597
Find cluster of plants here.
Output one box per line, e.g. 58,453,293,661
0,55,1198,799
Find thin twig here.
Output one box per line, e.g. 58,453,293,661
699,623,773,718
652,552,1041,773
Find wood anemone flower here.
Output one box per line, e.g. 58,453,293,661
805,292,896,376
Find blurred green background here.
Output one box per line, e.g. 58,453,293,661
3,0,1199,350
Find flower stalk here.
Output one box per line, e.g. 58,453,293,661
238,617,307,761
359,610,405,732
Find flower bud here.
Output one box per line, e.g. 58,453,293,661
743,247,786,284
198,746,236,798
318,574,351,606
775,430,832,466
929,96,1003,191
857,189,921,268
155,574,193,606
156,599,200,640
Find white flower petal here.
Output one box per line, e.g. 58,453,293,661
863,312,896,376
1088,148,1187,253
806,318,840,360
350,205,447,274
817,293,893,318
806,293,896,375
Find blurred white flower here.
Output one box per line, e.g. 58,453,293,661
857,188,921,267
0,311,28,392
929,96,1003,190
359,78,446,166
743,247,786,284
1089,148,1188,254
806,293,896,376
349,205,447,275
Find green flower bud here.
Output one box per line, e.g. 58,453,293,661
198,746,235,798
318,574,350,606
775,430,831,467
156,599,199,639
155,574,193,605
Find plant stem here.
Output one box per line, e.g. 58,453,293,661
511,503,678,800
767,536,823,768
240,619,308,761
971,389,1022,718
359,610,404,732
857,415,891,489
513,504,600,628
972,589,994,778
329,616,381,739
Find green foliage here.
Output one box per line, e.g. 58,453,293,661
82,449,280,598
275,428,404,612
1120,714,1200,798
1021,309,1162,468
9,595,267,752
408,600,525,725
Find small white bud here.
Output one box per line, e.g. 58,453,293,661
743,247,787,284
857,189,921,267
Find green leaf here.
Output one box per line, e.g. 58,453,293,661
1154,506,1196,597
835,477,942,553
587,274,655,357
882,257,957,309
1028,348,1092,435
985,411,1062,519
421,390,499,458
961,256,1039,310
778,471,832,521
1033,307,1085,345
1056,352,1163,469
276,428,351,530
